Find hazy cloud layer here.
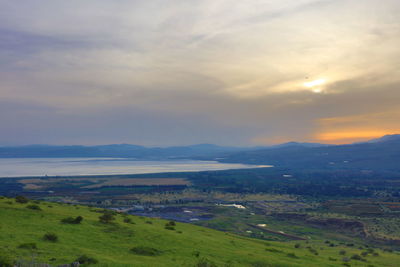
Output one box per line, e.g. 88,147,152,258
1,0,399,145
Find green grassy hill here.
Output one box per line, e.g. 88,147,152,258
0,197,399,267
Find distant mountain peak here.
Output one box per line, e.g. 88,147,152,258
270,141,329,149
367,134,400,143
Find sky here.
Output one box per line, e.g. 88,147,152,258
1,0,400,146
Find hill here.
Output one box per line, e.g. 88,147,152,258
1,197,399,266
215,135,400,171
0,144,249,159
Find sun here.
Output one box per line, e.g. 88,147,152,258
303,78,326,88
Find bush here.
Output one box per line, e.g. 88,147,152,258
26,204,42,211
18,243,37,249
43,233,58,242
76,255,98,265
192,251,200,258
251,262,270,267
164,221,176,230
61,216,83,224
15,196,29,203
145,221,153,224
350,254,362,261
294,243,301,248
0,251,14,267
99,213,115,224
123,217,133,224
286,253,298,259
342,257,350,262
265,248,282,253
196,258,218,267
339,250,347,255
308,247,318,255
130,246,161,256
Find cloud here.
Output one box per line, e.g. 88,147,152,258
0,0,400,145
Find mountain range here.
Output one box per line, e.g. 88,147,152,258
1,135,399,171
213,134,400,171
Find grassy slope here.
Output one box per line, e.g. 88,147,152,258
0,198,399,267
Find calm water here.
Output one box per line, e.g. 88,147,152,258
0,158,270,178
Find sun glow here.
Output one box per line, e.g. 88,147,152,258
315,130,392,144
303,79,326,88
303,78,327,94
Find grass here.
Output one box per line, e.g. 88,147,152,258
1,197,400,266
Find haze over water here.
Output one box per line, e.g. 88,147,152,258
0,158,269,178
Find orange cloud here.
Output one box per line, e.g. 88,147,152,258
314,109,400,144
315,130,394,144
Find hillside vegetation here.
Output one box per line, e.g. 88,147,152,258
0,197,399,267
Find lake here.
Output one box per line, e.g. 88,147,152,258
0,158,270,178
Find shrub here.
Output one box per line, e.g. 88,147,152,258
61,216,83,224
15,196,29,203
286,253,298,259
339,250,346,255
17,243,37,249
76,255,98,265
43,233,58,242
145,221,153,224
342,257,350,262
196,258,217,267
99,213,115,224
0,251,14,267
130,246,161,256
350,254,362,261
164,221,176,230
361,251,369,257
294,243,301,248
192,251,200,258
123,217,133,224
98,209,118,215
26,204,42,211
265,248,282,253
251,261,270,267
328,257,337,261
308,247,318,255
